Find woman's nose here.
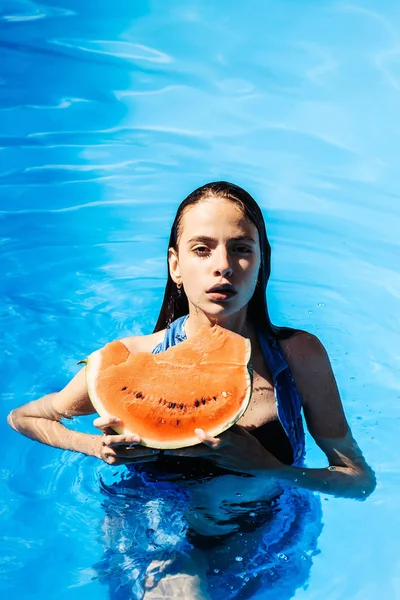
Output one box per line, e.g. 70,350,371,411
213,248,233,278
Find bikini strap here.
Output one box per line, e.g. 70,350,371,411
151,315,188,354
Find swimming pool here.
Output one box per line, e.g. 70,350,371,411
1,0,400,598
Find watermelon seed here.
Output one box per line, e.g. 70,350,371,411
213,396,217,401
194,399,200,407
121,387,127,391
163,399,167,405
176,419,180,426
135,392,143,399
179,403,184,410
201,398,206,405
170,402,176,409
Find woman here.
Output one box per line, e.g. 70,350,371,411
8,181,375,598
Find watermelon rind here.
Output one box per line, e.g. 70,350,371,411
85,336,252,450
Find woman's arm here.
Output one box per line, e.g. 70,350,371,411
7,331,166,464
274,332,376,499
8,368,110,456
7,368,102,457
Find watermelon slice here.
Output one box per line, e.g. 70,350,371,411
85,324,252,449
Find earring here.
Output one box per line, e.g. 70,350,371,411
176,280,182,295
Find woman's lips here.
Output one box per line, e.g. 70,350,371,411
206,289,237,301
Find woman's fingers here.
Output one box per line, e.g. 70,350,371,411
165,429,231,457
101,445,159,465
102,434,141,447
195,428,228,449
93,415,121,431
92,415,161,465
102,453,159,466
93,415,144,447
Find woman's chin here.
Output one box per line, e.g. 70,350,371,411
194,300,245,319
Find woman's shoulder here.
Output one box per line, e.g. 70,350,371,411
119,329,166,354
279,330,327,365
277,330,329,383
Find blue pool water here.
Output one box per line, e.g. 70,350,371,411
2,0,400,598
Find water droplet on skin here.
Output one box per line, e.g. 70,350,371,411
328,466,336,471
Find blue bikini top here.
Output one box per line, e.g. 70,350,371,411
152,315,306,466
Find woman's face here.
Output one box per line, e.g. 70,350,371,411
169,196,261,320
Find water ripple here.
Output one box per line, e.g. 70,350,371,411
50,38,173,64
0,0,75,22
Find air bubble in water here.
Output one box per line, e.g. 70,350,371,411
213,568,219,574
249,512,256,517
278,553,289,561
350,377,355,381
317,302,325,307
235,556,243,562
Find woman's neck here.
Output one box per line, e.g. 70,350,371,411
184,307,254,340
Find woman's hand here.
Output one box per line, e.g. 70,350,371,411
165,425,282,475
93,416,159,466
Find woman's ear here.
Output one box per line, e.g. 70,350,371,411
168,247,181,284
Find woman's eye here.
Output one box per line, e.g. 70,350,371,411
193,246,210,256
234,245,252,254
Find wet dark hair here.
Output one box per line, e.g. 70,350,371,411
153,181,297,339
